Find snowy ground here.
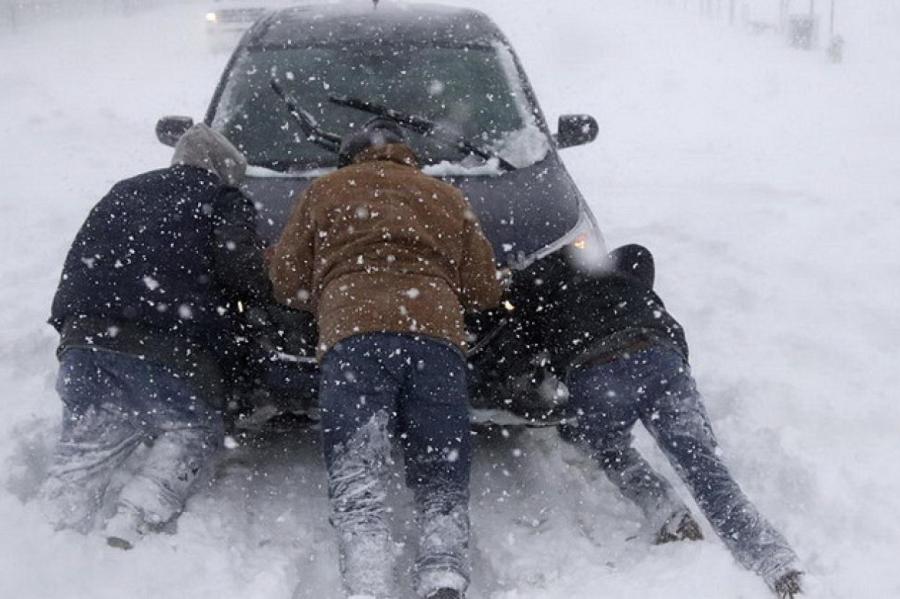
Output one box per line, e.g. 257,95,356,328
2,1,899,597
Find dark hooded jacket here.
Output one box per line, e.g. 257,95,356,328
49,164,273,395
497,246,689,378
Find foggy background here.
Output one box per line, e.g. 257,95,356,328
2,1,899,598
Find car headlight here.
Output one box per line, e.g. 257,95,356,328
205,12,218,23
518,207,608,272
562,213,608,272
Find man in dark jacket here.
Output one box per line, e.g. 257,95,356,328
523,245,803,597
41,124,272,549
269,118,503,599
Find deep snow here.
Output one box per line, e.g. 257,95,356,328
1,1,899,598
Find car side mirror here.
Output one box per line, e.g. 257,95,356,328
555,114,599,149
156,116,194,147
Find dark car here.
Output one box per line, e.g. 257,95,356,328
156,2,607,426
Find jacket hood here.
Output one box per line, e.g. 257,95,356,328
352,144,419,168
171,124,247,187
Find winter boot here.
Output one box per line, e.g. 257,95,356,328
427,589,463,599
772,569,803,598
655,510,704,545
104,503,148,550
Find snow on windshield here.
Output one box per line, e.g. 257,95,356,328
212,41,549,173
491,123,549,169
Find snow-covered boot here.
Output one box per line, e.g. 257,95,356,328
655,510,704,544
772,569,803,598
104,504,148,550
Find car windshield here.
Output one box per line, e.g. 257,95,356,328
210,43,550,173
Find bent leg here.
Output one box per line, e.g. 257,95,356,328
320,339,400,599
638,347,801,586
87,356,224,546
40,350,143,532
561,359,690,530
117,384,223,527
399,342,472,598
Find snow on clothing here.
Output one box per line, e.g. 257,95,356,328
554,248,801,593
268,143,503,357
49,163,273,394
561,345,801,591
320,335,472,599
44,125,270,540
270,141,498,597
41,348,222,534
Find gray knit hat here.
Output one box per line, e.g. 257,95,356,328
171,124,247,187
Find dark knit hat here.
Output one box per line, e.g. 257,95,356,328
608,244,655,289
338,117,407,166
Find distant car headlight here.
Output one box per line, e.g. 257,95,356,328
205,12,218,23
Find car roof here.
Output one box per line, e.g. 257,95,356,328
246,3,507,49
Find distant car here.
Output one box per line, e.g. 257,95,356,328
204,0,269,52
158,3,604,427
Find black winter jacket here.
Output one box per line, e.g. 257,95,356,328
50,165,273,393
500,249,689,377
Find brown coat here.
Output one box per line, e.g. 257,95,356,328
268,144,503,357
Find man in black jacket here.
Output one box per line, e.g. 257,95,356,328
41,124,272,549
512,245,804,598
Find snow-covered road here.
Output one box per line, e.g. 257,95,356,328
2,1,899,597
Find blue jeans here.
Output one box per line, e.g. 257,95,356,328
319,334,472,599
560,345,800,587
41,348,223,532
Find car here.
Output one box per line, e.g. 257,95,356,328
156,2,606,428
204,0,271,53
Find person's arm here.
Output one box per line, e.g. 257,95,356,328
211,188,273,305
268,188,316,311
458,200,504,312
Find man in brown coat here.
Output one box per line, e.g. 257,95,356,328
269,118,503,599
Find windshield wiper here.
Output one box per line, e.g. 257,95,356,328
328,94,517,172
270,80,342,155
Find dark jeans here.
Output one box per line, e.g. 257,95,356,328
560,344,800,588
319,334,472,599
40,348,222,532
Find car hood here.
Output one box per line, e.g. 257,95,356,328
244,156,582,262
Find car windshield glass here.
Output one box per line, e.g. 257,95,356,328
210,43,549,172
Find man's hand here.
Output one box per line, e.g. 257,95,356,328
497,267,514,293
